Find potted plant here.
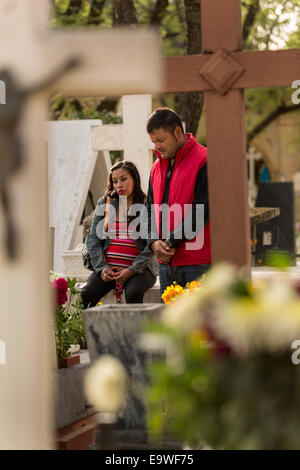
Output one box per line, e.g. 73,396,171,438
51,275,87,368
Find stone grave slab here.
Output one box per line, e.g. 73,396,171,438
82,303,164,442
54,350,94,430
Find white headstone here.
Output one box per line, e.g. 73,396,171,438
247,146,263,208
47,120,111,273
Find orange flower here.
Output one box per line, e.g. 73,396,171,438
186,280,202,293
162,283,184,304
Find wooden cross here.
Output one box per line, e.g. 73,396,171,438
163,0,300,268
0,0,161,449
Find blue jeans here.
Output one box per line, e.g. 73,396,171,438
159,264,211,302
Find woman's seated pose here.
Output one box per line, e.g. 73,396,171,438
81,160,157,308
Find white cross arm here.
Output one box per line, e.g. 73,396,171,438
42,30,162,96
0,1,162,96
92,124,124,151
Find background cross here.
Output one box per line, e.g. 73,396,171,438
163,0,300,268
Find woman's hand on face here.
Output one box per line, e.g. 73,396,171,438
113,268,134,284
101,267,117,282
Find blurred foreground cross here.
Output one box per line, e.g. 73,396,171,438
0,0,161,450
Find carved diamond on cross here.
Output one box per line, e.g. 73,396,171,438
199,48,246,95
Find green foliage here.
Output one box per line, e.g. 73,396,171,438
49,94,122,122
50,0,300,142
151,303,300,444
55,303,76,358
242,0,300,51
52,0,113,28
54,277,86,358
147,337,214,447
264,250,293,268
149,349,300,450
110,150,123,165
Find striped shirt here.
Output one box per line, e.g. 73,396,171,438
105,221,138,268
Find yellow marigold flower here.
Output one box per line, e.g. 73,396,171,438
162,283,184,304
98,301,103,306
186,280,202,293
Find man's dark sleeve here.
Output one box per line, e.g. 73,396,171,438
168,162,210,248
145,176,159,249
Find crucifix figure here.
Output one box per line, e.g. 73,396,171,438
163,0,300,268
0,59,79,259
0,0,161,449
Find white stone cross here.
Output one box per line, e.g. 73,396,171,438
0,0,161,449
91,94,154,191
247,146,263,207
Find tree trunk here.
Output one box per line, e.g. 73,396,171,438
113,0,138,25
88,0,107,25
65,0,83,15
243,0,260,44
177,0,203,137
150,0,170,25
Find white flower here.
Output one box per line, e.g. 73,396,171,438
200,263,238,300
49,270,61,283
211,298,263,355
161,291,204,333
210,277,300,355
85,355,128,413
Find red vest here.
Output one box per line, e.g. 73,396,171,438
151,134,211,266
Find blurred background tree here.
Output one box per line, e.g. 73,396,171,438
50,0,300,144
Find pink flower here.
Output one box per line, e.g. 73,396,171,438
53,277,68,305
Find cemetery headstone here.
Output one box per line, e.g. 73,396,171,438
255,182,295,264
83,303,163,444
47,119,111,273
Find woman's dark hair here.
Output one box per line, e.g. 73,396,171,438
146,107,184,135
104,160,146,204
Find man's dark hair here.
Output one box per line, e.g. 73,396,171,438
146,107,184,135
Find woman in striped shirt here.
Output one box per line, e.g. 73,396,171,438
82,161,157,307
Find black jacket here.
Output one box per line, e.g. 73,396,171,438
86,196,158,277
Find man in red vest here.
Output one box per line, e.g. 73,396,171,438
146,108,211,300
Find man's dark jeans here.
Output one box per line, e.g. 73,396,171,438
159,264,211,301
